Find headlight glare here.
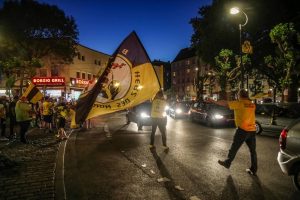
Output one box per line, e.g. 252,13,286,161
141,112,150,118
214,114,224,119
176,108,182,114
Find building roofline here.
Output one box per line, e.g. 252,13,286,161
77,43,111,57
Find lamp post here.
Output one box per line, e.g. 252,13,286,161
230,7,248,89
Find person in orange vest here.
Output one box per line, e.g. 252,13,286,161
218,89,257,175
149,90,168,151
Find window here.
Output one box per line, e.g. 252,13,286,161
76,72,80,78
40,69,47,77
94,60,97,64
93,75,96,79
51,65,59,77
77,53,81,60
186,60,190,65
88,74,91,80
82,56,85,61
98,60,101,65
187,69,190,73
173,72,176,77
82,73,86,79
186,86,190,91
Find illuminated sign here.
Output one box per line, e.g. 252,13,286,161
32,77,65,85
70,78,91,86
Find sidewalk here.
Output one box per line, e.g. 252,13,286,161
0,128,60,200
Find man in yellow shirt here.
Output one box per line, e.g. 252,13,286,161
218,89,257,175
150,90,168,151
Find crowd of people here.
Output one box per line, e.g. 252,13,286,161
0,95,75,144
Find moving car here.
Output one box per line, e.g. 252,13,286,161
277,118,300,191
126,101,152,131
255,103,300,135
189,101,234,127
168,102,190,119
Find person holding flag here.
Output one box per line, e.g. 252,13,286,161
15,96,32,144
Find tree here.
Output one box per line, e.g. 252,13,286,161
264,23,300,102
214,49,236,100
190,0,300,70
0,0,79,95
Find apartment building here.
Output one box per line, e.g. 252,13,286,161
171,47,212,101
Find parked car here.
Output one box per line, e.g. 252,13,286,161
189,101,234,127
169,102,190,119
255,103,300,135
126,101,152,131
277,118,300,191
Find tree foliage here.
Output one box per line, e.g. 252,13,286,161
0,0,79,93
264,23,300,102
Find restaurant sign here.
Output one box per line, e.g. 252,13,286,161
32,77,65,85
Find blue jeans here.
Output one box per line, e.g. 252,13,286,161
225,127,257,173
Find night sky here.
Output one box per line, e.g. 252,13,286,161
41,1,212,61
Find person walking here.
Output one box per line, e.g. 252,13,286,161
218,89,257,175
149,90,168,151
8,95,18,140
15,96,32,144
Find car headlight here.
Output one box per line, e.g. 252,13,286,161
140,112,150,118
176,108,182,114
213,113,224,119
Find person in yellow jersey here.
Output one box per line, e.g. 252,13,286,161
150,90,168,151
218,89,257,175
42,96,54,132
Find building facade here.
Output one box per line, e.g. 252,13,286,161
171,47,212,101
0,44,110,100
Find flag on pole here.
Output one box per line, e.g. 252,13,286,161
75,31,161,124
22,83,43,104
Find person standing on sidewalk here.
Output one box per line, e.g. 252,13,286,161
149,90,168,151
8,95,18,140
15,96,32,144
42,96,54,133
218,89,257,175
0,96,8,141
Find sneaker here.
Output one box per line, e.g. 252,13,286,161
163,146,169,150
149,145,155,149
246,168,256,176
218,160,230,169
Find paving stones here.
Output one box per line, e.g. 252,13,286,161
0,128,59,199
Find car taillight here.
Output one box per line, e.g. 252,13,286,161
279,129,288,150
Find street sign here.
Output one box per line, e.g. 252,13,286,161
242,40,253,54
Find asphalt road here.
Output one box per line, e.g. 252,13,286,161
63,112,300,200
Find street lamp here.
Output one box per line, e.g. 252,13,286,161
230,7,248,89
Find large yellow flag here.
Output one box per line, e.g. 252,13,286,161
22,83,43,104
75,31,161,124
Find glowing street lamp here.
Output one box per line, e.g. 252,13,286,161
230,7,248,89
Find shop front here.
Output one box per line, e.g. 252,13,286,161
32,77,66,99
69,78,92,100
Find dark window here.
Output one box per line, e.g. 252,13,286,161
82,56,85,61
76,72,80,78
40,69,47,77
93,75,96,79
98,60,101,65
94,60,97,64
51,65,59,77
77,53,81,60
88,74,91,80
82,73,86,79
